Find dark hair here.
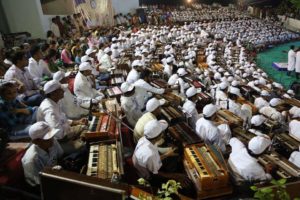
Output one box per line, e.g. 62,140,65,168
228,92,237,100
291,45,295,49
41,43,50,53
30,45,41,57
0,81,16,96
45,49,57,60
47,30,53,38
140,69,151,79
12,51,26,65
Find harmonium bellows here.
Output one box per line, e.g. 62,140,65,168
216,109,243,127
150,79,168,89
183,143,231,194
86,141,124,180
258,152,300,179
168,122,202,146
106,86,122,98
161,106,183,125
86,114,120,141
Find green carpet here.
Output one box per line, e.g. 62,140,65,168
256,41,300,89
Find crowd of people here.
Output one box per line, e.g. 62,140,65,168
1,3,300,198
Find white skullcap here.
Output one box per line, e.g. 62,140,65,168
146,98,162,112
231,80,239,87
81,55,92,63
186,86,197,98
104,47,111,53
29,121,59,140
251,115,266,126
120,82,134,93
112,37,117,42
132,60,142,67
229,137,245,152
144,119,168,139
85,48,97,55
178,61,184,66
287,90,295,96
219,82,228,90
79,62,92,71
53,71,70,82
289,106,300,118
166,57,173,63
43,80,61,94
195,68,201,74
261,90,270,96
177,68,187,76
273,82,283,89
248,135,271,155
204,70,210,76
203,104,218,118
259,77,266,85
269,98,282,107
214,72,221,80
227,76,234,82
229,87,241,96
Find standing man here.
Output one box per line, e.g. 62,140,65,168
287,45,296,76
295,47,300,79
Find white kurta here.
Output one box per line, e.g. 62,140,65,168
120,95,143,127
295,51,300,73
126,69,140,84
288,49,296,71
183,99,199,129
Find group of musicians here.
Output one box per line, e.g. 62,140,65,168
1,4,300,198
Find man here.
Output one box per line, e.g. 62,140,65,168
163,57,174,77
28,45,52,86
287,45,296,76
4,51,43,106
99,47,114,72
227,87,243,118
37,80,87,154
259,98,283,123
133,119,190,187
50,17,61,38
176,68,189,98
216,81,229,109
254,90,270,110
126,60,142,84
289,107,300,141
74,62,104,104
134,98,165,142
183,86,200,130
195,104,226,152
296,48,300,79
120,82,143,128
22,121,63,187
228,137,272,183
53,71,89,119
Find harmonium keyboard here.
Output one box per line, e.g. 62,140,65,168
106,86,122,98
274,133,300,158
161,105,184,125
110,77,125,85
86,141,124,180
150,79,168,89
86,114,120,141
258,152,300,179
216,109,243,127
236,97,258,114
167,122,202,147
183,143,232,199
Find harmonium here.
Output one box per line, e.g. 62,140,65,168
239,85,259,100
102,98,122,114
110,76,125,86
167,122,202,147
86,113,120,141
184,77,205,89
258,152,300,179
111,68,128,77
106,86,122,98
284,97,300,108
86,140,124,180
196,92,213,112
216,109,243,127
236,97,258,114
150,63,163,72
158,92,183,106
274,133,300,158
183,143,232,199
232,127,256,144
150,79,168,89
161,105,184,125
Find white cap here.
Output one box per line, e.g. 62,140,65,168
203,104,218,118
273,82,283,89
287,90,295,96
120,82,134,93
186,86,197,98
29,121,59,140
229,137,245,152
261,90,270,96
112,37,117,42
231,80,239,87
79,62,92,71
85,48,97,55
166,57,173,64
229,87,241,96
132,60,142,67
289,106,300,118
144,119,168,139
146,98,161,112
269,98,282,107
177,68,187,76
43,80,61,94
81,55,92,63
248,135,271,155
104,47,111,53
214,72,221,80
53,71,69,82
251,115,266,126
219,82,228,90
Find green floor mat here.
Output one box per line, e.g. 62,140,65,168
256,41,300,89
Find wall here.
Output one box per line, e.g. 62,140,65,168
278,15,300,32
41,0,74,15
111,0,139,14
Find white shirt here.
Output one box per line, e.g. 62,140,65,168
178,77,189,97
132,136,162,179
22,139,63,186
195,117,225,151
163,64,173,77
120,95,143,127
228,99,242,118
296,51,300,73
289,119,300,140
74,71,104,103
216,90,228,109
126,69,139,84
50,22,61,37
288,49,296,71
28,58,52,86
99,54,113,70
37,98,72,139
134,79,165,109
183,99,199,129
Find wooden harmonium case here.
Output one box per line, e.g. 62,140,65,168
273,133,300,158
184,77,205,89
86,113,120,141
232,127,256,144
183,143,231,194
284,97,300,108
159,92,182,106
258,152,300,179
111,68,128,77
161,105,184,125
110,77,125,85
106,86,122,98
167,122,202,146
150,79,168,89
86,140,124,180
216,109,243,127
240,85,259,98
151,63,163,72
